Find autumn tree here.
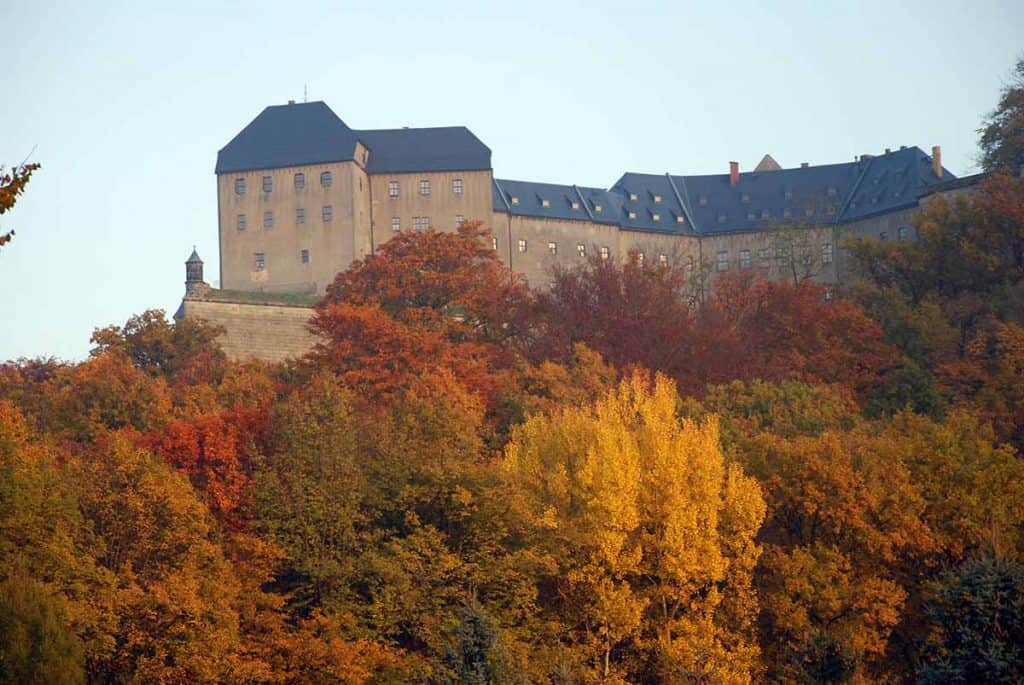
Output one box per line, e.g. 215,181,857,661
979,56,1024,173
0,162,40,249
506,372,765,683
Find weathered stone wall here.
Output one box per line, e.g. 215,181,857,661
182,298,318,362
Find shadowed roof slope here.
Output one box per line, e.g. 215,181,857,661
215,101,360,174
356,127,491,174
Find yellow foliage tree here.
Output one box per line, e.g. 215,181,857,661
506,372,765,683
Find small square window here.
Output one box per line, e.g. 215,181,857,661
235,177,246,195
783,208,792,219
653,194,662,203
262,176,273,193
571,201,580,210
717,214,727,224
741,192,750,203
548,241,557,255
322,205,333,222
629,192,638,201
594,204,603,213
879,231,888,242
419,179,431,196
652,213,660,221
747,211,756,221
628,211,637,219
294,172,305,189
388,180,399,198
237,214,246,231
577,243,586,257
716,250,729,272
511,196,519,205
541,198,550,208
761,209,770,220
296,207,305,224
320,171,332,188
804,207,814,217
600,246,610,260
518,238,527,253
452,178,463,195
676,214,685,224
699,195,708,206
827,186,837,197
822,243,834,264
301,249,310,264
826,205,836,216
740,249,751,269
455,214,464,227
254,252,265,270
391,217,401,233
263,211,274,228
784,190,793,200
658,254,668,265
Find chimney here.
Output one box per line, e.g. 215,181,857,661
885,148,891,154
932,145,943,178
729,161,739,186
288,99,296,105
800,162,809,168
900,145,906,150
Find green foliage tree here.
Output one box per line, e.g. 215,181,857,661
979,57,1024,172
0,573,84,685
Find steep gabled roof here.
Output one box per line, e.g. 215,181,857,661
215,101,360,174
356,127,491,174
492,179,620,226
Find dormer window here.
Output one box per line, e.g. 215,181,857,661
594,204,603,213
699,195,708,206
541,198,550,208
761,209,770,220
571,201,580,210
717,213,727,224
676,214,685,224
827,186,837,197
804,207,814,217
783,208,792,219
651,212,660,222
741,193,750,203
628,210,637,219
629,192,638,201
511,196,519,205
784,190,793,200
653,194,662,203
747,211,756,221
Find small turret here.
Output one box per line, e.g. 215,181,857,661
185,247,209,297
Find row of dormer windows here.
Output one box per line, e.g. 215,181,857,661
236,206,332,230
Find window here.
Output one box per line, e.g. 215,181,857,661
759,247,771,267
716,250,729,272
263,211,273,228
717,214,727,224
652,213,660,222
594,203,603,213
388,180,399,198
571,201,580,210
455,214,464,227
296,207,305,224
628,210,637,219
300,249,309,264
741,192,750,203
676,214,685,224
600,246,610,260
262,176,272,193
822,243,834,264
747,211,756,221
699,195,708,206
452,178,463,195
254,252,265,270
294,172,305,190
783,208,792,219
898,226,908,242
740,249,752,269
687,256,695,272
322,205,333,222
826,205,836,216
320,171,332,188
879,231,888,242
629,192,638,201
235,177,246,195
511,196,519,205
577,243,586,257
637,251,645,266
391,217,401,233
236,214,246,231
518,238,527,253
827,186,837,197
413,216,430,231
658,254,668,265
419,179,431,196
491,236,498,250
784,190,793,200
804,207,814,217
761,209,770,220
653,194,662,203
541,198,550,208
548,241,557,255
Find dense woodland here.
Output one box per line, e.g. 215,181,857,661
2,63,1024,684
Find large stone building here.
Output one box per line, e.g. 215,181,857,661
179,99,974,360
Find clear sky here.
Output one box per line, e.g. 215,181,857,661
1,0,1021,361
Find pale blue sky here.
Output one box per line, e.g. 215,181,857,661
1,0,1021,361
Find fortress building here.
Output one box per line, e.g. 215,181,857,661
179,99,977,361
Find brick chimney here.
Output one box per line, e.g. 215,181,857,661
800,162,809,168
932,145,943,178
729,161,739,187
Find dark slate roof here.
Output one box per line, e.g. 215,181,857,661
216,101,360,174
611,173,697,235
492,179,620,226
356,127,491,174
842,148,956,219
